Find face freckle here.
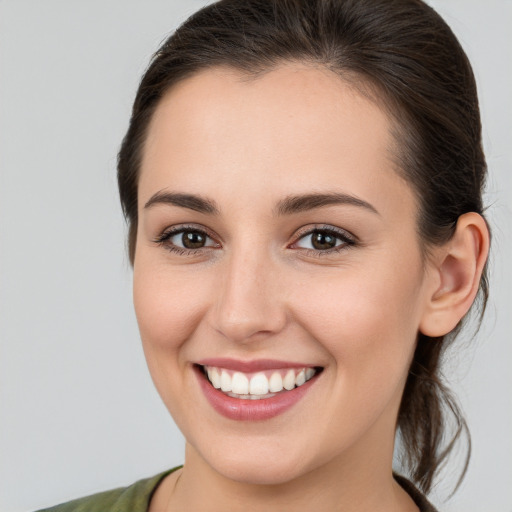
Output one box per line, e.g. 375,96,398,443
133,64,432,485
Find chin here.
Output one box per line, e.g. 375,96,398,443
213,457,307,486
196,436,317,486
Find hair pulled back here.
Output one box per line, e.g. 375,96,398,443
118,0,488,494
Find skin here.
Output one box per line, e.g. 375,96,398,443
133,64,488,511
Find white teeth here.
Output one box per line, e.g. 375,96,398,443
220,370,232,392
249,373,269,395
231,372,249,395
209,367,221,389
205,366,319,397
283,369,296,390
269,372,284,392
226,392,277,400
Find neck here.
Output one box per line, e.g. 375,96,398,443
165,437,418,512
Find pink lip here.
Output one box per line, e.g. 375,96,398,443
193,363,321,421
196,357,317,372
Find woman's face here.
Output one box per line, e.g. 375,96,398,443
134,65,435,484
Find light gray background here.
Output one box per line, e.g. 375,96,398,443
0,1,510,511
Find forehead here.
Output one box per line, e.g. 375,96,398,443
139,64,414,217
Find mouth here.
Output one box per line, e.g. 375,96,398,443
193,360,324,420
197,364,323,400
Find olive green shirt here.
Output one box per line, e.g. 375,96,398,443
35,469,177,512
35,468,439,511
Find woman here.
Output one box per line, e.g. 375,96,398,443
37,0,490,510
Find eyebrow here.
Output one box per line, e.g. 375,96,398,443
274,192,379,216
144,191,220,214
144,190,379,216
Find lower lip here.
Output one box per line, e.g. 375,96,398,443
194,365,320,421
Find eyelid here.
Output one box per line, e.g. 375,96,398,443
288,224,358,254
154,223,221,248
153,222,357,257
292,224,357,243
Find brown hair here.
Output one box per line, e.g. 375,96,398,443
117,0,488,494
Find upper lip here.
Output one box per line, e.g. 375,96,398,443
196,358,320,373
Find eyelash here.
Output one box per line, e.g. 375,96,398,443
153,224,217,257
153,224,357,258
292,225,357,257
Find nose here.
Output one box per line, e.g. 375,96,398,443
210,246,287,344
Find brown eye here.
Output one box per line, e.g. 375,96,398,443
311,231,337,250
156,226,219,254
182,231,206,249
293,227,355,254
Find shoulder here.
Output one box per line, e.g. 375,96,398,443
34,468,180,512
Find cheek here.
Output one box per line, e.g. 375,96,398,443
293,260,424,380
133,262,210,357
287,263,424,446
132,260,214,426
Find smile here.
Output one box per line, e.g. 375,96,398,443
202,366,318,399
194,360,323,421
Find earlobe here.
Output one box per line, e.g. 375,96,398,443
419,212,489,337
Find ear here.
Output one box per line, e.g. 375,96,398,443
419,212,490,337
